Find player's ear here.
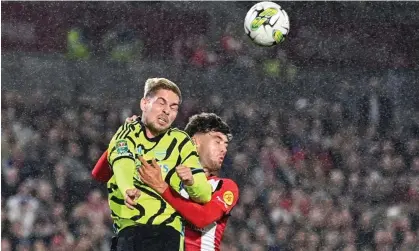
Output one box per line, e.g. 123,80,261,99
140,98,147,112
191,136,199,147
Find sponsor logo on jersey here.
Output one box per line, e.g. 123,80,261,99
154,150,166,159
216,196,228,209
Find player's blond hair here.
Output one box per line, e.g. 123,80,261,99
143,78,182,103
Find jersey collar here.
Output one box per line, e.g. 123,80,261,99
138,118,168,142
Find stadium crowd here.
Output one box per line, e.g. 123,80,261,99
2,2,419,250
2,69,419,251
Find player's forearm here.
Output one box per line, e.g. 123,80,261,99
161,188,223,229
184,172,212,203
113,158,135,193
148,181,169,195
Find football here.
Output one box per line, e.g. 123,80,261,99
244,1,290,47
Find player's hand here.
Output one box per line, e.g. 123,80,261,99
176,165,194,186
138,156,168,194
124,188,141,210
125,115,139,123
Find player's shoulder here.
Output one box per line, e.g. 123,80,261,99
210,177,239,208
168,127,192,141
209,177,239,193
111,121,142,142
116,120,142,132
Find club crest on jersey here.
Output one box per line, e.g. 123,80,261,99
116,139,129,155
223,191,234,206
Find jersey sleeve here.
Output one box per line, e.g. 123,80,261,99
179,138,212,203
107,123,137,194
91,150,112,182
160,179,239,229
211,179,239,214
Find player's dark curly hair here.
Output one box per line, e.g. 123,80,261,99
184,113,233,142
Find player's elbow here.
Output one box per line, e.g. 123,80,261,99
185,174,212,203
189,192,211,204
195,183,212,203
194,219,211,229
189,215,213,229
198,193,212,204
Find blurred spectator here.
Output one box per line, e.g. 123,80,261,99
357,77,394,137
100,23,144,62
6,180,39,239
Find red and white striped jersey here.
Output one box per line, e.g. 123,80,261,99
179,176,239,251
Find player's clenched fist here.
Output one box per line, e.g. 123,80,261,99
124,188,141,210
176,165,194,186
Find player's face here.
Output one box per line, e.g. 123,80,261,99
196,131,228,171
141,89,179,135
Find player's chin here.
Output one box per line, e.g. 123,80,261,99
211,162,223,171
149,124,169,136
154,121,170,131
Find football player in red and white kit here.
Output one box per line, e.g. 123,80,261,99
92,112,239,251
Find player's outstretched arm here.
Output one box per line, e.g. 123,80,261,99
161,184,239,229
138,157,239,228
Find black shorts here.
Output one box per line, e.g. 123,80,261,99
113,225,184,251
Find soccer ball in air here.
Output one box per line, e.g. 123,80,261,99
244,1,290,47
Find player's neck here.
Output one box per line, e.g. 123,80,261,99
145,127,160,138
204,168,218,177
141,119,166,138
